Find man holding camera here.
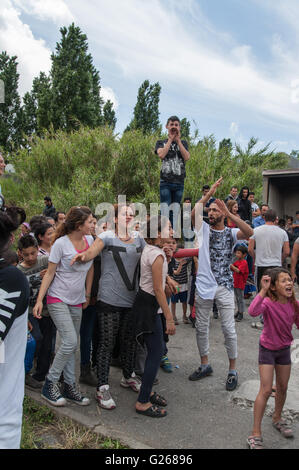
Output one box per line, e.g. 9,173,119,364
155,116,190,231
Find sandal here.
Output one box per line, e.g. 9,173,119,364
150,392,167,407
272,420,294,438
247,435,264,449
136,405,167,418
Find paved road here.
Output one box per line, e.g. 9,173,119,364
27,293,299,449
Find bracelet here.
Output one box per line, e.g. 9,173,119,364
166,320,175,324
85,294,91,298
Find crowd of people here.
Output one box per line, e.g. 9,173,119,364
0,117,299,450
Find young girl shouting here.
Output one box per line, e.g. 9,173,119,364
247,268,299,449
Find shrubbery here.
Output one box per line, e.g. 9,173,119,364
2,126,289,218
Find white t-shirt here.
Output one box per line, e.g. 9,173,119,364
140,244,168,297
48,235,94,305
250,225,289,267
195,222,238,300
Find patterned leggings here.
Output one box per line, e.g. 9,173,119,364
96,301,137,387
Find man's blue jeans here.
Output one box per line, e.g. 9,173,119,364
160,181,184,231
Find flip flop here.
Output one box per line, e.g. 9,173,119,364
150,392,167,407
136,405,167,418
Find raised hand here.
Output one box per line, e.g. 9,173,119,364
260,275,271,293
214,198,230,216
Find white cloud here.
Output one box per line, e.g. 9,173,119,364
12,0,74,24
0,0,52,95
67,0,299,127
101,86,119,110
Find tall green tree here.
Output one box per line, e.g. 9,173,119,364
0,52,23,151
180,117,191,140
103,100,117,130
22,72,52,136
50,23,103,132
126,80,161,134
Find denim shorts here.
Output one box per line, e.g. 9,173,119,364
171,290,188,304
258,342,291,366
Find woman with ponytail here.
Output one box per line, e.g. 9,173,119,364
33,206,94,407
0,197,30,449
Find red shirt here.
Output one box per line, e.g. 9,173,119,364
233,259,249,290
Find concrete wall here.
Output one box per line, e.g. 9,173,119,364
265,175,299,219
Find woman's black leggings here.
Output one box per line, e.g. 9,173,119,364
96,301,137,388
138,314,164,404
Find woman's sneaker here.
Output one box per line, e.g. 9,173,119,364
41,378,66,407
62,383,90,406
96,385,116,410
120,372,141,392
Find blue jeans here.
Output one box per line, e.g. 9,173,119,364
80,305,97,365
160,181,184,231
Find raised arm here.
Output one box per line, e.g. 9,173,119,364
291,242,299,282
214,199,254,240
71,237,104,265
191,177,223,231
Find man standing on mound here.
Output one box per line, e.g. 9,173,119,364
189,178,253,390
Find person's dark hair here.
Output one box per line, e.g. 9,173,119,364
29,215,47,231
3,249,18,266
44,196,52,202
167,116,180,125
238,186,250,200
231,185,238,190
34,223,53,245
261,204,269,210
296,211,299,216
145,215,170,245
249,191,255,196
0,204,26,267
202,184,210,191
52,206,92,244
18,234,38,251
183,197,192,203
264,268,299,316
264,209,277,223
278,219,286,228
54,211,65,222
234,245,248,255
287,216,293,222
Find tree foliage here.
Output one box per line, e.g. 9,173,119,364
2,127,289,220
0,52,22,151
126,80,161,134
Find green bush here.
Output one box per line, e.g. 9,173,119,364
1,127,289,219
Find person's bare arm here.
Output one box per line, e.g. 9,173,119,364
157,138,173,160
291,242,299,282
33,262,57,319
282,241,290,261
152,256,176,335
230,264,240,273
248,238,255,261
214,199,253,240
71,237,104,265
191,177,223,231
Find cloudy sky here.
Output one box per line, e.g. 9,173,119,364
1,0,299,153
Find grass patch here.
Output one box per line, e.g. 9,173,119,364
21,396,127,449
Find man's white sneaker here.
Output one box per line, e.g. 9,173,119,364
120,372,141,392
96,385,116,410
